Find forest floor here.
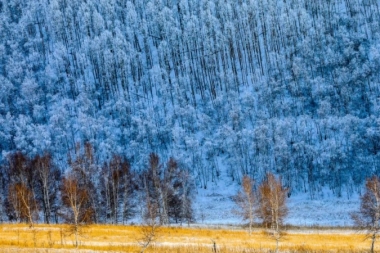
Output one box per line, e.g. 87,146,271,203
0,223,373,253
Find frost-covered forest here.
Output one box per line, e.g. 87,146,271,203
1,0,380,203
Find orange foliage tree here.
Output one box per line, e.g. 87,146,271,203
257,173,288,253
352,176,380,253
233,175,256,234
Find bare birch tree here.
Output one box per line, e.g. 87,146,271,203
6,152,38,227
142,154,194,225
60,175,94,248
8,182,38,227
68,142,99,222
352,176,380,253
32,153,60,224
138,178,161,253
143,153,169,225
101,155,134,224
257,173,288,253
233,175,256,234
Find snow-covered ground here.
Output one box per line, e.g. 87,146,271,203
286,192,359,227
194,180,359,227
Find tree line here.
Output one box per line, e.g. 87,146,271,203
3,144,380,253
0,143,194,228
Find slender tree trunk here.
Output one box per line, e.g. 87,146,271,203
75,224,79,248
371,233,376,253
43,180,51,224
276,237,279,253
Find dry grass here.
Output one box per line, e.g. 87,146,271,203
0,223,374,252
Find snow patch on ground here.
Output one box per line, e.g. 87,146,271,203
193,180,360,227
286,192,359,226
194,179,240,225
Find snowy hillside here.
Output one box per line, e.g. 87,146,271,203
0,0,380,225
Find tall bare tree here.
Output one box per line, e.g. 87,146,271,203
60,175,94,248
6,152,38,226
138,194,161,253
178,170,194,226
8,182,38,227
142,154,194,225
164,158,194,225
352,176,380,253
233,175,255,234
32,152,61,224
100,155,134,224
143,153,169,225
68,142,99,222
257,173,288,253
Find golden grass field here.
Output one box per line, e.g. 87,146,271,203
0,223,374,252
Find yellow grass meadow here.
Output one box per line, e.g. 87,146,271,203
0,223,374,252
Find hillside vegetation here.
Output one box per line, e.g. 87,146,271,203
0,0,380,197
